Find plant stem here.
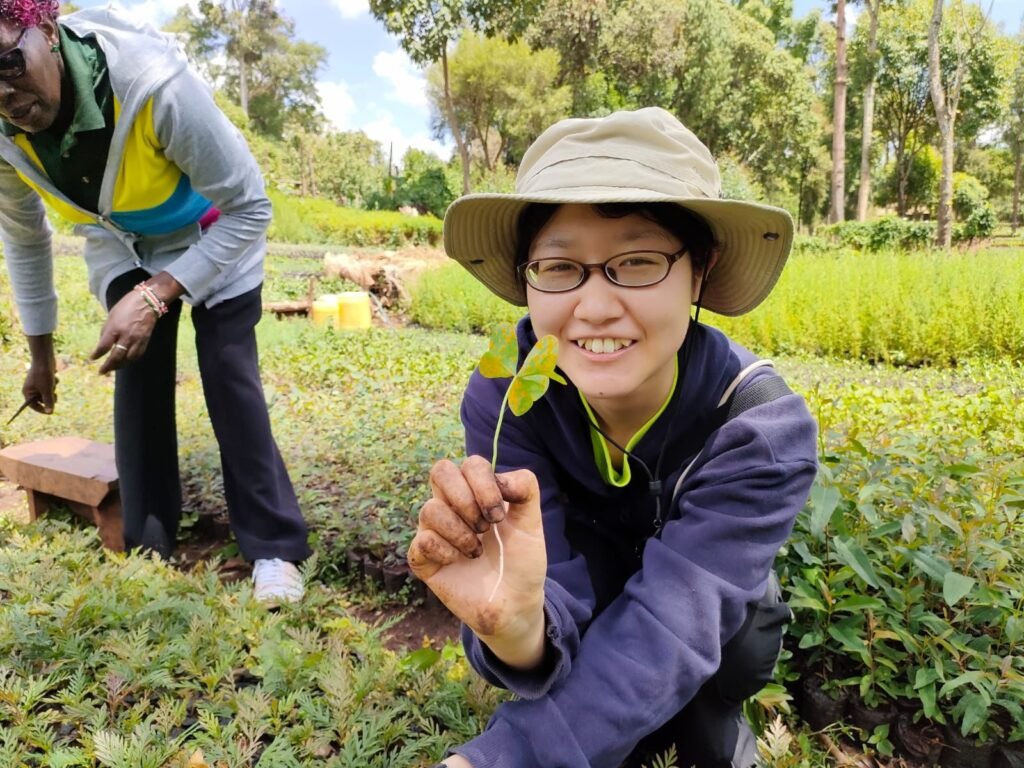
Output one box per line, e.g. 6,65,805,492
487,386,513,603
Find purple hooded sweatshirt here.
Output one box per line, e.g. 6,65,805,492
452,317,817,768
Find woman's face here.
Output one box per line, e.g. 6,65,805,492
525,204,701,423
0,18,63,134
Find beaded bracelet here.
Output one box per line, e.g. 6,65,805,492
134,282,169,318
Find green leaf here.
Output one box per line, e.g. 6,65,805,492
827,623,868,657
914,668,940,689
399,647,441,672
832,536,880,588
959,693,990,737
938,670,985,699
798,630,824,649
1007,616,1023,644
918,682,940,720
942,572,976,608
792,541,822,565
947,463,981,477
809,483,840,539
477,323,518,379
833,596,885,613
911,550,952,582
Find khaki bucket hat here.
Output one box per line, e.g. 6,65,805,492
442,107,794,316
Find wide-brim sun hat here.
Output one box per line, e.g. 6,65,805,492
442,106,794,316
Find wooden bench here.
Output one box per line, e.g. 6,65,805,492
0,437,123,551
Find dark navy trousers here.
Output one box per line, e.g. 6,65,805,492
106,269,310,562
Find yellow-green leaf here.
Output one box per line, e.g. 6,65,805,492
516,335,565,383
505,335,566,416
508,375,551,416
478,324,518,379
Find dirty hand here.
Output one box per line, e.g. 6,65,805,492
90,290,159,375
22,334,58,414
408,456,547,661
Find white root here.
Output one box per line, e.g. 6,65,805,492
487,522,504,603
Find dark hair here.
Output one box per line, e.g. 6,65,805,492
514,203,717,291
0,0,59,27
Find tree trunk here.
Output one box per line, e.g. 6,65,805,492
1013,147,1022,235
239,57,250,117
442,48,472,195
855,0,880,221
895,137,907,216
927,0,952,248
830,0,848,224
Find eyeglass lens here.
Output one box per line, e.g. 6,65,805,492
524,251,673,291
0,29,29,81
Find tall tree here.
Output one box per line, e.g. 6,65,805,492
597,0,821,205
830,0,848,223
368,0,541,194
927,0,989,247
1007,35,1024,233
854,0,882,220
426,32,571,171
167,0,326,138
525,0,609,115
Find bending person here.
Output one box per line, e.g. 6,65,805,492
409,107,818,767
0,2,308,602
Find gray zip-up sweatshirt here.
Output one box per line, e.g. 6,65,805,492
453,318,817,768
0,8,269,335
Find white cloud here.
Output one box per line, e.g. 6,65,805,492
105,0,201,28
330,0,369,19
317,80,358,132
372,50,428,108
362,112,451,164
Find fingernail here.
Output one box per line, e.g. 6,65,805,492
484,505,505,523
471,545,483,559
475,519,490,534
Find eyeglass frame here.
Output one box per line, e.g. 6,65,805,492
517,246,689,293
0,28,31,82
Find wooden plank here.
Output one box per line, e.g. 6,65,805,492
0,437,117,507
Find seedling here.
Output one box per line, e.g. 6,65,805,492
477,324,565,602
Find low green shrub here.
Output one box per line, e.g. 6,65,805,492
780,362,1024,743
0,520,502,764
268,190,442,247
409,262,523,334
820,216,935,252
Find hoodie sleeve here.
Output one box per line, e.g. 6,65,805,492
0,160,57,335
455,384,818,768
149,67,271,303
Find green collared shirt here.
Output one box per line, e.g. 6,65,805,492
1,25,113,212
581,357,680,487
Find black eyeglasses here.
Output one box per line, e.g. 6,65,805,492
519,248,688,293
0,28,30,82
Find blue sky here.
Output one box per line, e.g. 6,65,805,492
78,0,1022,164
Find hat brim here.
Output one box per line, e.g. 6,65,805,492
443,189,793,317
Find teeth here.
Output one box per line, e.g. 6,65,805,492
575,338,633,354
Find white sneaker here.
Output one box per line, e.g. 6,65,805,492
252,558,305,604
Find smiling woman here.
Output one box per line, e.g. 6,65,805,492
406,107,820,768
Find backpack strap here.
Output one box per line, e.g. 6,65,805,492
669,361,794,509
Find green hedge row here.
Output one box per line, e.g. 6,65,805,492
268,191,441,248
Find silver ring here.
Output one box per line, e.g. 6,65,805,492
112,343,129,353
